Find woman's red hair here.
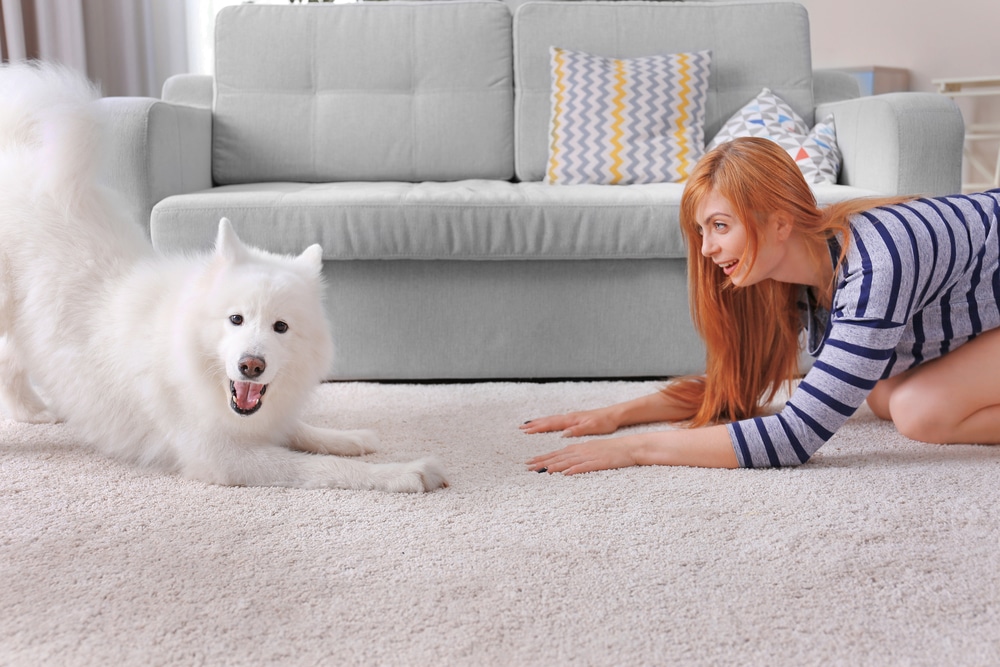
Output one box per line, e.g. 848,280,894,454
663,137,909,426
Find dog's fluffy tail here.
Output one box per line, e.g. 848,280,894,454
0,61,103,200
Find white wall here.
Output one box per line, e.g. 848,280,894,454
798,0,1000,189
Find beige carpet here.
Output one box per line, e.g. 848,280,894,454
2,380,999,666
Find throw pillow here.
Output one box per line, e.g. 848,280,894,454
546,47,712,185
706,88,841,185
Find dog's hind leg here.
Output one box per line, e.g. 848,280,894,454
287,422,378,456
0,258,56,423
0,336,56,423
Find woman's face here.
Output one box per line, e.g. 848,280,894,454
695,189,785,288
695,189,752,286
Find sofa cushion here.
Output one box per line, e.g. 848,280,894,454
707,88,841,184
213,1,514,185
514,0,814,182
150,180,879,261
545,48,711,185
153,180,688,259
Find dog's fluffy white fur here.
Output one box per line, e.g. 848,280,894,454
0,62,446,492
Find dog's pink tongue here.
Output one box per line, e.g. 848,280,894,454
233,381,264,410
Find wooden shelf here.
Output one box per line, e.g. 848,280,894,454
933,75,1000,97
933,75,1000,191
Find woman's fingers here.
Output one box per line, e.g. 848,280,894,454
561,424,584,437
522,412,617,437
562,417,618,438
527,438,636,475
521,413,583,433
520,414,577,434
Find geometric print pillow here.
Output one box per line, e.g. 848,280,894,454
707,88,841,185
546,48,712,185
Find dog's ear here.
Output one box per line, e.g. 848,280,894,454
215,217,249,263
296,244,323,274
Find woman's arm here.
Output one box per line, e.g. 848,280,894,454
520,389,698,437
526,424,738,475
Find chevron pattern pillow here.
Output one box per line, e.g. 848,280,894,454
546,48,712,185
707,88,841,185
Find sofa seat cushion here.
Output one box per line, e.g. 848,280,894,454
150,180,879,261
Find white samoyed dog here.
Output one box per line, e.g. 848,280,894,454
0,62,446,492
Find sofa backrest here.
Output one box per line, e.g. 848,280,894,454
512,1,815,182
212,1,514,185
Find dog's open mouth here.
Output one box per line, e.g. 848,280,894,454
230,380,267,416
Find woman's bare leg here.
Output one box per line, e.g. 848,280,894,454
868,327,1000,444
866,373,905,421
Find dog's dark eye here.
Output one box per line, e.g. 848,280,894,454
229,314,243,326
273,321,288,334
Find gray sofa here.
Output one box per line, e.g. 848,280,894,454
99,0,964,381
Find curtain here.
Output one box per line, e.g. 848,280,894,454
1,0,189,97
1,0,40,63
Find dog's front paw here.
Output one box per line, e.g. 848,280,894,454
336,429,379,456
412,457,448,492
376,457,448,493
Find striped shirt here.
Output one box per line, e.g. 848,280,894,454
728,190,1000,467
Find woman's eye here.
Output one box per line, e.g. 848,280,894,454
273,321,288,334
713,222,727,232
229,314,243,326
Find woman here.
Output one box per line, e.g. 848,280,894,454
524,137,1000,473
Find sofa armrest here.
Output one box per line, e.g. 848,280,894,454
817,92,964,196
96,96,213,238
162,73,213,109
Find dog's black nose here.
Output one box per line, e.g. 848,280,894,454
238,355,266,379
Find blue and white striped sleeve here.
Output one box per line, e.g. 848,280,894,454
727,204,919,467
727,318,902,467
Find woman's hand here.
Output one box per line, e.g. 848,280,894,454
527,426,740,474
520,390,699,439
526,435,638,475
519,408,621,438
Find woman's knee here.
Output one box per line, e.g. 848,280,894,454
866,381,893,420
888,381,951,443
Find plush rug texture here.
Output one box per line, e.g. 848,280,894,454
2,380,999,666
